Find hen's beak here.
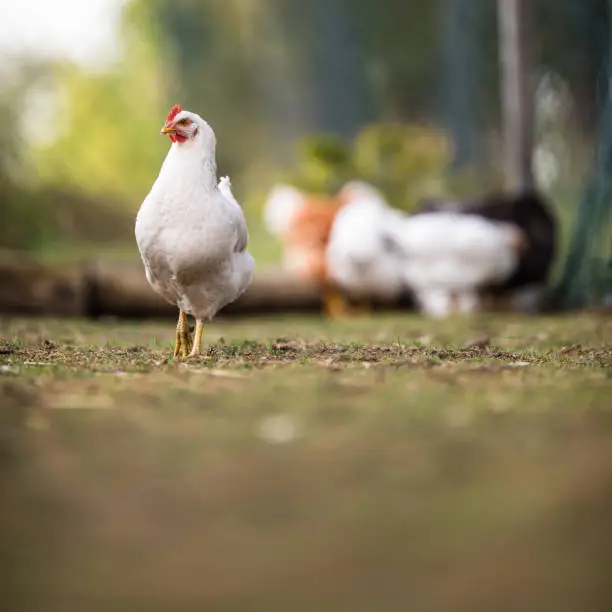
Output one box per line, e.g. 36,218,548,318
160,125,176,135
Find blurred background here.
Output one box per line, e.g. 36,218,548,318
0,0,610,306
2,5,612,611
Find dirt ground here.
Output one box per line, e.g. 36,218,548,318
1,313,611,612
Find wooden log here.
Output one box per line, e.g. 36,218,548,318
0,250,85,316
83,261,324,319
1,252,551,319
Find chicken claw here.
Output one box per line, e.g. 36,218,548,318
188,320,205,357
173,311,193,359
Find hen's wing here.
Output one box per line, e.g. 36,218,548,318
217,176,249,253
233,218,249,253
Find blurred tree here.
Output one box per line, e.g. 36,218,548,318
29,1,171,208
142,0,284,174
554,0,612,308
0,65,53,249
439,0,486,169
27,0,610,205
352,123,449,208
284,134,355,194
275,0,374,136
140,0,375,168
535,0,609,134
243,0,313,160
351,0,440,121
284,123,450,210
4,0,609,258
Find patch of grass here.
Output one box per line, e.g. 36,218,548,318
0,313,611,612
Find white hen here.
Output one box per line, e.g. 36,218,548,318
384,212,525,317
326,181,405,311
135,105,255,357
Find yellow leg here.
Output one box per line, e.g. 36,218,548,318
323,284,350,318
173,311,192,359
173,322,181,359
180,321,192,359
189,320,204,357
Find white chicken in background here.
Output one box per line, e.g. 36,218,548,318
135,105,255,358
384,212,526,317
262,184,311,276
326,181,405,314
263,184,306,240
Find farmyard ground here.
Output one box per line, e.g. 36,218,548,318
1,313,611,612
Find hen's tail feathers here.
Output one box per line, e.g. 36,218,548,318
218,176,241,208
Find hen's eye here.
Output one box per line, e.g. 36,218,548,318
178,118,189,125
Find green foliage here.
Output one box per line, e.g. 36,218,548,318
284,135,355,194
140,0,270,175
350,0,442,119
283,123,452,210
0,181,48,250
29,2,171,209
553,3,612,308
0,24,163,251
0,65,57,249
443,165,505,201
352,123,450,208
1,0,609,267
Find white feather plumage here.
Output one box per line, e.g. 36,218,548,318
326,182,405,302
386,212,522,317
135,111,254,323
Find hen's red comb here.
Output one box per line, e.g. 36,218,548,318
165,104,182,124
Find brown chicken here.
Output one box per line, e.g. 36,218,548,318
263,186,347,316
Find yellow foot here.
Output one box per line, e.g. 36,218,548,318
187,353,211,362
180,328,193,358
323,285,350,319
325,293,373,318
173,311,193,359
188,320,205,358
